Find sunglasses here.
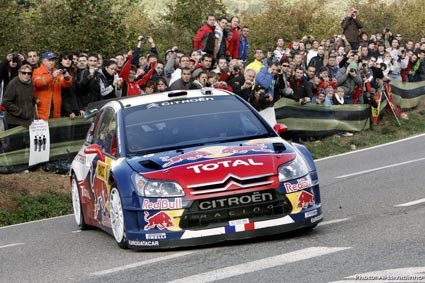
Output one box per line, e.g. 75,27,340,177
20,71,32,75
281,64,289,67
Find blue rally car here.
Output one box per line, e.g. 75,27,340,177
70,88,322,249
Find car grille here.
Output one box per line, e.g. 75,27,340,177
179,190,292,230
188,173,275,195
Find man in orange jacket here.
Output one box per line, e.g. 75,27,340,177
32,51,72,120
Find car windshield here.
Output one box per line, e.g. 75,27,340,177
122,96,273,155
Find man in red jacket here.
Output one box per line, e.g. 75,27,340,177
193,14,216,54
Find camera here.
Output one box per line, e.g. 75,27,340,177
300,97,308,105
350,13,355,18
233,65,240,73
361,63,367,68
138,36,148,43
12,52,19,63
58,69,67,74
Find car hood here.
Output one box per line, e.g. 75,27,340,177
126,138,296,194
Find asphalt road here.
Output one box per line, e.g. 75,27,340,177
1,134,425,283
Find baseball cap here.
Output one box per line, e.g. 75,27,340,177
41,51,57,60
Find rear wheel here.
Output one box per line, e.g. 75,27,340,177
71,175,89,230
110,186,128,249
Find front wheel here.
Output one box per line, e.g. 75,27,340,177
109,186,128,249
71,175,89,230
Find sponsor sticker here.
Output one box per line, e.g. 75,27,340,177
304,209,318,218
283,176,312,193
145,233,167,240
144,211,175,230
142,198,182,210
188,158,264,174
297,191,315,209
128,240,159,247
311,215,323,223
95,161,108,181
229,218,250,226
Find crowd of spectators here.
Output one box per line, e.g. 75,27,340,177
1,8,425,130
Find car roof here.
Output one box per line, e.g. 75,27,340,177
118,88,232,108
86,88,234,117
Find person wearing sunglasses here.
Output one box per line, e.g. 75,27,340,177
2,64,39,129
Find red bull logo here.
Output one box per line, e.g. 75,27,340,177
144,211,175,230
160,151,212,167
297,191,315,209
221,144,273,154
284,177,312,193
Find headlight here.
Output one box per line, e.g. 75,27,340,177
278,155,309,182
132,173,185,197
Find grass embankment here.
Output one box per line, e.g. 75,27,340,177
1,107,424,226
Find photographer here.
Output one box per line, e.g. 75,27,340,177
0,53,24,90
58,50,84,119
335,61,362,104
341,7,364,50
248,84,274,111
131,35,158,69
228,68,255,101
33,51,72,121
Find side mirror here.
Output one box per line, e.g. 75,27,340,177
84,144,105,162
273,123,288,135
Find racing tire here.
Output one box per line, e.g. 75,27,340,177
110,185,128,249
71,175,90,230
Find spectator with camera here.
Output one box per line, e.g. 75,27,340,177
131,35,159,69
2,64,38,129
228,68,256,101
89,59,122,101
120,52,156,96
33,51,72,120
248,84,274,112
341,7,364,50
335,61,362,104
58,50,84,119
255,62,285,104
0,52,24,90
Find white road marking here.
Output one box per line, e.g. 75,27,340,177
0,243,25,249
395,198,425,207
91,251,195,276
167,247,351,283
0,214,72,230
71,230,81,233
315,133,425,162
335,157,425,179
319,218,350,226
